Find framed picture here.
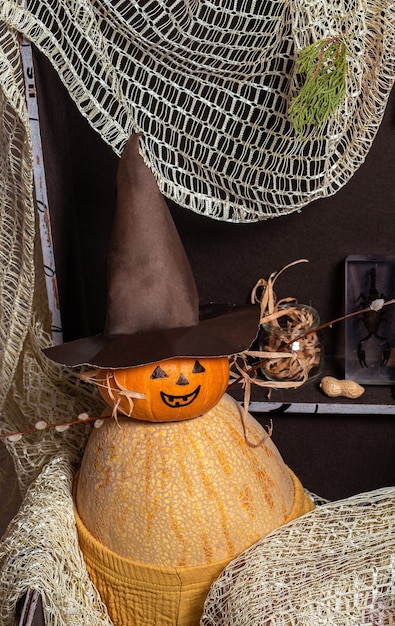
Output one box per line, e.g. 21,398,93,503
345,255,395,384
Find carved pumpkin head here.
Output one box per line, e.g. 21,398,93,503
94,356,230,422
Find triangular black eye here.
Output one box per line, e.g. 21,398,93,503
192,360,206,374
150,365,169,379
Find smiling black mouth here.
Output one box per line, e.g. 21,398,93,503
160,385,201,408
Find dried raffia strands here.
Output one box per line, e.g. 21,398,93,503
227,261,321,422
257,304,321,383
233,260,321,394
201,486,395,626
79,368,147,420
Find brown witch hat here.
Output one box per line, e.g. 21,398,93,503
43,134,259,369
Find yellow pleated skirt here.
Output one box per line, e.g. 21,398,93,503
74,468,314,626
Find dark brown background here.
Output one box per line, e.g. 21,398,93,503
33,48,395,501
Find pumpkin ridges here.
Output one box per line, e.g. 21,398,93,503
168,506,190,567
173,420,229,566
180,420,240,554
143,439,156,540
239,484,257,520
201,427,233,477
224,416,284,506
173,423,195,497
186,427,236,556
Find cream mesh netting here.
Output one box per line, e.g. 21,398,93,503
0,17,113,624
1,0,395,222
201,487,395,626
0,1,394,624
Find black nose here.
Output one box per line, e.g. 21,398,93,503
176,374,189,386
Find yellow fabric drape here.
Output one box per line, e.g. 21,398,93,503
74,468,314,626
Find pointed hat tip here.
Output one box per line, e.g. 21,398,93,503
105,132,199,337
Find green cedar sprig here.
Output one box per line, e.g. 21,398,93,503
289,37,348,137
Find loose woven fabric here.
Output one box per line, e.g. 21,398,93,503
0,453,114,626
1,0,395,222
0,24,106,619
0,3,394,624
201,486,395,626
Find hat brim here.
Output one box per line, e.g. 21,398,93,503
43,304,260,369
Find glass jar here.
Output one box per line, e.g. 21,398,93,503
258,303,322,385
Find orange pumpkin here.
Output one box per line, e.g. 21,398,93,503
76,393,312,568
75,393,315,626
94,356,230,422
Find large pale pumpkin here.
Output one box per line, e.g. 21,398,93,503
76,393,309,568
94,356,230,422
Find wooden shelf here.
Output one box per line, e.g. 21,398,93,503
229,357,395,415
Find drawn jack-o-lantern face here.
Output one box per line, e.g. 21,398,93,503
95,356,230,422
